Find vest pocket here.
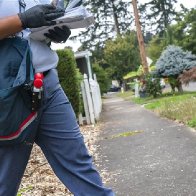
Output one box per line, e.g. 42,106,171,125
0,39,24,90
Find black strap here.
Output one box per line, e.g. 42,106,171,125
25,48,31,84
17,1,32,86
18,0,26,13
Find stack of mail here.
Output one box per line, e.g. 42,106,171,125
30,0,94,41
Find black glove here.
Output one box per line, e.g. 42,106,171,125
44,26,71,43
18,4,65,29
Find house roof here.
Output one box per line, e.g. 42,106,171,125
74,50,92,59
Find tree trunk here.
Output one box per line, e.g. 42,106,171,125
169,82,175,93
132,0,149,74
177,81,183,93
111,0,121,35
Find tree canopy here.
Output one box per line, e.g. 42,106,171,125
140,0,179,34
171,9,196,54
146,8,196,68
104,31,140,83
76,0,133,49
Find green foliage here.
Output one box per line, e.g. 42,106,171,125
17,187,33,196
181,9,196,54
160,98,196,128
188,118,196,128
56,49,82,116
123,71,138,80
171,9,196,54
154,43,196,93
131,92,196,128
146,9,196,63
147,36,166,63
156,45,196,77
76,0,133,48
92,63,110,95
167,77,183,93
124,64,156,80
104,32,141,83
140,0,179,34
111,131,143,139
91,44,105,65
145,74,162,98
127,82,135,91
137,65,145,76
117,90,134,100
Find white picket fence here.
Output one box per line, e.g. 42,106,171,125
79,74,102,125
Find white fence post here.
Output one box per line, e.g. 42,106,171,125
81,80,91,125
83,74,95,124
78,113,84,125
80,74,102,124
89,79,99,120
94,74,102,114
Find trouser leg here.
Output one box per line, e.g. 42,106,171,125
36,71,114,195
0,143,33,196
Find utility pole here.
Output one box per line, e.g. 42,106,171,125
132,0,149,74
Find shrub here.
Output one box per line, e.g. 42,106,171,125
145,74,162,98
188,118,196,128
56,49,82,116
179,67,196,85
155,45,196,92
92,63,110,95
156,45,196,77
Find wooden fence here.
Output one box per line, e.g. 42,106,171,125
79,74,102,125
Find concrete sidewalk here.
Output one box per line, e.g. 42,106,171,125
97,93,196,196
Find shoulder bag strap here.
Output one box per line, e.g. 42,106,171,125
18,0,26,13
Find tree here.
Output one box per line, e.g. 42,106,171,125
147,9,196,64
171,9,196,54
147,35,166,64
140,0,179,34
132,0,149,74
76,0,133,49
104,31,141,83
155,45,196,92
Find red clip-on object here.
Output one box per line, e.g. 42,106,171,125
32,73,44,111
34,73,44,90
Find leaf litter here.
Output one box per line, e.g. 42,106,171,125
19,125,113,196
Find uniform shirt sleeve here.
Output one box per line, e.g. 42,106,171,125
0,0,39,18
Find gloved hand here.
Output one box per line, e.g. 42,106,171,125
44,26,71,43
18,4,65,29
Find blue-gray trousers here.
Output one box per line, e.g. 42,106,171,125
0,69,114,196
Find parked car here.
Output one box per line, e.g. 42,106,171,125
108,85,121,92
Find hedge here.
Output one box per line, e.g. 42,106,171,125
92,63,110,95
56,48,82,116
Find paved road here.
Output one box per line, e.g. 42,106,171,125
183,82,196,92
97,93,196,196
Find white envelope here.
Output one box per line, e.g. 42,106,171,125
30,5,94,41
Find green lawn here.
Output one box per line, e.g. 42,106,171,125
117,90,134,100
118,91,196,128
